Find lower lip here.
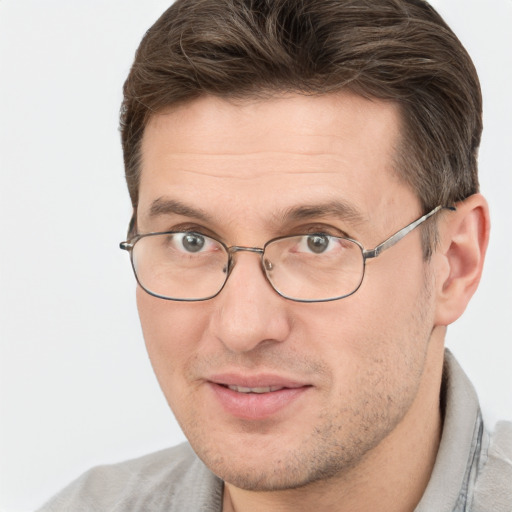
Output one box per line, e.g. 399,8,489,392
209,383,309,420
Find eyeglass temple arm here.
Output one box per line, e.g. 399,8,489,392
363,205,455,260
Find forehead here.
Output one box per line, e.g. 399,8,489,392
141,92,401,165
137,93,413,236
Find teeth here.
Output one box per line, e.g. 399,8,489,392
227,385,283,393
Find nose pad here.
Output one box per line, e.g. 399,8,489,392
225,247,265,274
210,251,291,353
218,253,280,308
222,253,242,277
223,249,274,292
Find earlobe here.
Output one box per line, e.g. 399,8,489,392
434,194,490,326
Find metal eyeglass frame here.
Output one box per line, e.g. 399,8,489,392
119,204,455,303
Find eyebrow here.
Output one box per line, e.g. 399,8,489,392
278,201,366,225
147,197,366,229
148,198,211,222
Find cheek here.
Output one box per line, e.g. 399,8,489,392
308,257,434,385
136,288,208,388
362,244,431,320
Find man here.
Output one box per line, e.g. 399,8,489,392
39,0,512,511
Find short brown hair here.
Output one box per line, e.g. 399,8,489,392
121,0,482,246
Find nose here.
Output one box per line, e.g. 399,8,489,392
208,251,292,353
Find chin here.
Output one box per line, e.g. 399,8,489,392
184,418,390,492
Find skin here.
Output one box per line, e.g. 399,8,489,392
135,93,489,512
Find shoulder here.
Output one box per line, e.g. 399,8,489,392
472,420,512,511
37,443,223,512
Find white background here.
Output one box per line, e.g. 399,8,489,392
0,1,511,511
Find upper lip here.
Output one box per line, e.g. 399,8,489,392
207,373,310,389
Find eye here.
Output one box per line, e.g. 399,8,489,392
173,232,210,253
306,234,331,254
293,234,339,254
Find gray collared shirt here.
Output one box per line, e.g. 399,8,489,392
416,351,512,511
38,350,512,512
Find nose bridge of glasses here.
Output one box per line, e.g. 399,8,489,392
225,245,268,276
228,246,265,255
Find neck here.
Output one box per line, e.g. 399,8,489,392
223,328,445,512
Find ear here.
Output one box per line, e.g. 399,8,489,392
433,193,490,326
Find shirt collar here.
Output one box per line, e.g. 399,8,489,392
415,349,482,512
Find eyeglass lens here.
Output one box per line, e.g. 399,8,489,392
131,232,365,301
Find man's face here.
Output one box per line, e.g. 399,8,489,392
136,93,441,490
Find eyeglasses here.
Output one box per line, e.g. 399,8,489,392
119,205,453,303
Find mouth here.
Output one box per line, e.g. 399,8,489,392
207,375,311,420
225,384,287,394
